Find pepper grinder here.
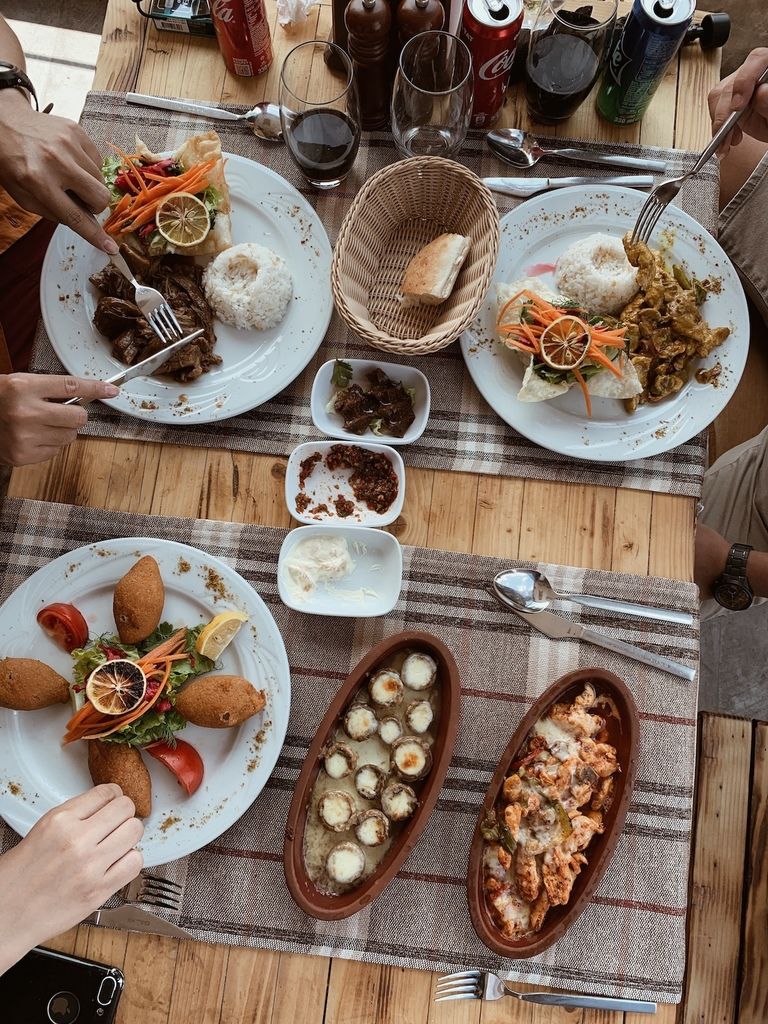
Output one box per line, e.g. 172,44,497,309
345,0,393,130
396,0,444,45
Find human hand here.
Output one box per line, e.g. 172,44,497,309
0,785,143,975
694,524,731,600
0,90,118,253
0,373,120,467
709,48,768,158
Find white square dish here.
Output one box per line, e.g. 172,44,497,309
310,359,430,445
277,525,403,617
285,440,406,527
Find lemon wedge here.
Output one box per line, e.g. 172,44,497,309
195,610,248,660
156,192,210,248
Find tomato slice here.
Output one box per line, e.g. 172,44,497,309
37,602,89,653
145,739,204,795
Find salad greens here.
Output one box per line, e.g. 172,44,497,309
70,622,214,748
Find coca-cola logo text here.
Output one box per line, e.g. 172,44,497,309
479,48,515,81
210,0,235,20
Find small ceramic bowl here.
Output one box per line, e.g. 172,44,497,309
310,359,431,446
285,440,406,527
277,525,403,617
284,630,461,919
466,667,639,958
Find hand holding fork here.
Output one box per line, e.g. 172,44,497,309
631,62,768,244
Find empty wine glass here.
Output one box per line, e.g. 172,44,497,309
391,31,473,158
525,0,618,124
279,40,361,189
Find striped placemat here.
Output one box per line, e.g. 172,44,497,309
29,90,718,496
0,497,698,1002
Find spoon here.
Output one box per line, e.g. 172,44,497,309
126,93,283,142
487,128,667,174
493,569,695,626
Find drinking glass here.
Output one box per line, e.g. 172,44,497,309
279,40,361,190
525,0,618,124
391,31,473,158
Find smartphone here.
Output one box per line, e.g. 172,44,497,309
0,946,124,1023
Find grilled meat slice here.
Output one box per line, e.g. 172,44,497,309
89,264,134,302
93,297,143,338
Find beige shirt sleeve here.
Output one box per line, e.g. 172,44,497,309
718,153,768,324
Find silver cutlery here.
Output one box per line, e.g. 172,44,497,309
487,128,667,174
62,327,205,406
126,92,283,142
436,970,657,1014
631,64,768,244
108,250,184,343
495,569,695,627
83,873,191,938
484,175,654,198
492,583,697,682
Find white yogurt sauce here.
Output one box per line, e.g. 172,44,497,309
283,535,355,601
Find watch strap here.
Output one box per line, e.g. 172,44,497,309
0,62,39,110
726,542,753,577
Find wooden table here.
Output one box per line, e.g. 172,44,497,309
8,1,763,1020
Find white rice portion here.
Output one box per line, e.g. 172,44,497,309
202,242,293,330
554,233,638,316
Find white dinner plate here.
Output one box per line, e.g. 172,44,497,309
461,186,749,462
0,538,291,867
40,153,333,424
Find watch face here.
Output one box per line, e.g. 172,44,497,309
714,581,752,611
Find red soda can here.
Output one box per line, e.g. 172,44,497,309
460,0,523,127
209,0,273,77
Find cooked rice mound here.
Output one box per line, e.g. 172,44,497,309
203,242,293,330
554,233,638,316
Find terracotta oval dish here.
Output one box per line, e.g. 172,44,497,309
467,667,639,958
284,631,460,919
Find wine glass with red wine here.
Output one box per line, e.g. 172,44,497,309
525,0,618,124
280,41,361,189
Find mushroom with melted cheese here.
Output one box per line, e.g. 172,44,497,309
405,699,433,734
392,736,432,781
355,809,390,847
369,669,404,708
344,703,378,742
326,841,366,885
323,742,358,779
354,763,386,800
401,652,437,691
381,781,418,822
318,790,358,832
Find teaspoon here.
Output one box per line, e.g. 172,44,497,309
487,128,667,174
126,93,283,142
493,569,694,626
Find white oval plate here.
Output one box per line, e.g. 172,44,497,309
461,186,749,462
277,525,403,617
40,153,332,424
0,538,291,867
310,359,431,445
285,440,406,527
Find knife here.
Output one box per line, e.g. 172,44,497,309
127,92,244,121
483,176,655,198
83,903,192,938
493,585,697,682
62,328,205,406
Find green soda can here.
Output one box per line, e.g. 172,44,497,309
596,0,696,125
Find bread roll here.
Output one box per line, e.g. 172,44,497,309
401,233,471,307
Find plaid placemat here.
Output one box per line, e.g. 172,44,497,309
30,91,717,496
0,497,699,1003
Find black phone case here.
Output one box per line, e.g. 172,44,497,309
0,946,124,1023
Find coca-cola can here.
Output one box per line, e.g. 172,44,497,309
210,0,273,77
460,0,523,128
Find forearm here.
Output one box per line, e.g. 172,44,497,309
719,135,768,209
0,15,25,70
747,550,768,598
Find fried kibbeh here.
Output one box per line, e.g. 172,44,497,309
0,658,69,710
88,739,152,818
176,675,266,728
113,556,165,645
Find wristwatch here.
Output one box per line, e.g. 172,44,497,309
0,61,38,110
713,542,754,611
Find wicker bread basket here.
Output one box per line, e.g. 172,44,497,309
331,157,499,355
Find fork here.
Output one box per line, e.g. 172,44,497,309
125,872,183,911
435,971,657,1013
631,64,768,245
108,250,184,344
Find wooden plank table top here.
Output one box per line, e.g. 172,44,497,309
8,2,761,1021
